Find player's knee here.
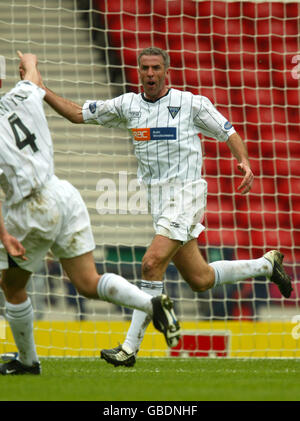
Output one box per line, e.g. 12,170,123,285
186,268,215,293
190,280,213,293
76,284,96,299
142,252,163,278
71,275,99,299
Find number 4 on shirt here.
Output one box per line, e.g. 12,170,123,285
8,112,38,152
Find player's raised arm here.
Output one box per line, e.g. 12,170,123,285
19,51,84,124
226,132,254,194
17,51,42,87
42,85,84,124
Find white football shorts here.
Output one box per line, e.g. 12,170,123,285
0,175,95,272
147,178,207,244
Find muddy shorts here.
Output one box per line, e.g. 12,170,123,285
0,175,95,272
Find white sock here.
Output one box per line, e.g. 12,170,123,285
97,273,153,315
123,280,164,353
210,257,273,288
5,298,39,366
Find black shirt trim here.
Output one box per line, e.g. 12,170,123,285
141,89,171,103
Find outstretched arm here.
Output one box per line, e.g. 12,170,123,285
42,86,83,124
226,132,254,194
18,51,83,124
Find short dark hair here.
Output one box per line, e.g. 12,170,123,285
137,47,170,69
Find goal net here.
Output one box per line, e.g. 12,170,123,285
0,0,299,358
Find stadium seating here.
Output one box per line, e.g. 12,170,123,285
94,0,300,253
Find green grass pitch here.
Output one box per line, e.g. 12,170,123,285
0,357,300,401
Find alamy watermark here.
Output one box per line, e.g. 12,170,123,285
95,172,207,216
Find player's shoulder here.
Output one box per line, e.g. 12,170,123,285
114,91,141,109
10,80,45,101
169,88,210,109
169,87,205,102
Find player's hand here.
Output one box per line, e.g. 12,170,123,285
1,232,28,261
17,51,38,81
237,162,254,195
17,50,44,88
17,50,26,80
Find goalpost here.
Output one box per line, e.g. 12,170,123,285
0,0,299,358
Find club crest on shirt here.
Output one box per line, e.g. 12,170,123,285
167,106,181,119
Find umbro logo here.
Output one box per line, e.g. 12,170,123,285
167,106,181,119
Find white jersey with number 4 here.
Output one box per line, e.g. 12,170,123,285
82,88,236,185
0,80,54,205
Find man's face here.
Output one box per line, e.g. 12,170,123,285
138,55,168,101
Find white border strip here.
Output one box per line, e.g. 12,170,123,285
0,56,6,80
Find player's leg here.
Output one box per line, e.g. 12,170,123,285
101,235,181,366
172,239,292,298
0,266,40,375
60,251,180,348
141,235,182,281
171,238,215,291
60,251,154,311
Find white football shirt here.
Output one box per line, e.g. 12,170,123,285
82,88,235,185
0,81,54,205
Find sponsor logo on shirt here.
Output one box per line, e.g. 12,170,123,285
131,127,177,141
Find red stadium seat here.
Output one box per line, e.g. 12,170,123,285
212,2,242,18
184,69,200,88
235,229,251,247
250,230,265,248
197,18,212,36
285,178,300,196
271,89,286,106
206,177,220,195
242,70,258,88
286,3,300,17
202,138,217,156
249,178,277,196
181,0,198,17
123,0,151,14
272,70,299,89
196,1,212,18
213,88,230,106
246,140,260,156
152,0,184,16
153,16,167,34
205,196,236,229
167,17,183,35
169,51,183,68
286,90,300,107
169,68,184,88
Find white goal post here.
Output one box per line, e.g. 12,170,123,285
0,0,299,358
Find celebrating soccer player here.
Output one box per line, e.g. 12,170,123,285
0,51,181,375
40,47,292,368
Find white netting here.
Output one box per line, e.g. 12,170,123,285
0,0,299,357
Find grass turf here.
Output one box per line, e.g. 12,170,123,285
0,357,300,401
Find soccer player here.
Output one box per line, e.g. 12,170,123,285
40,47,292,367
0,52,180,375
